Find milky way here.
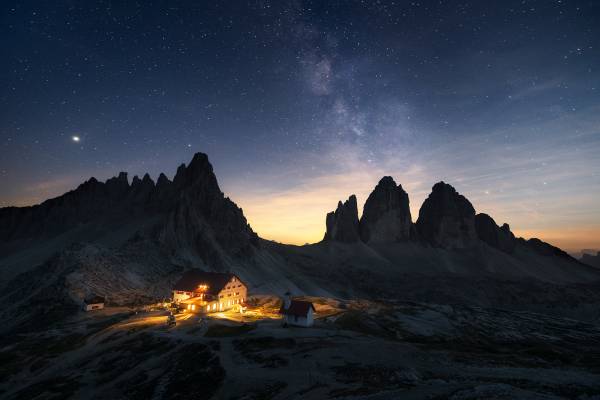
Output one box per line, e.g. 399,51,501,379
1,1,599,251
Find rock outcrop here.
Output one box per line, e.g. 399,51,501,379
416,182,477,249
0,152,259,269
0,172,149,242
475,213,516,254
520,238,574,260
324,195,360,242
159,153,259,266
359,177,413,243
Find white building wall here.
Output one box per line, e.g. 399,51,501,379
173,291,192,302
84,303,104,311
284,308,314,327
215,277,247,312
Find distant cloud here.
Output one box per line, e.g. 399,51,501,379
508,78,562,100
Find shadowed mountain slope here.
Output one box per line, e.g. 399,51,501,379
2,152,600,334
580,252,600,268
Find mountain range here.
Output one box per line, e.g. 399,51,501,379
1,152,600,333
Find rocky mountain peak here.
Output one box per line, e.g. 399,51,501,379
142,173,154,186
156,173,171,189
130,173,155,201
359,176,413,243
77,177,101,193
376,176,397,189
173,152,219,192
0,152,257,261
104,172,129,196
131,175,142,187
416,181,477,249
187,152,213,175
158,152,259,266
105,171,128,185
324,195,360,242
475,213,516,254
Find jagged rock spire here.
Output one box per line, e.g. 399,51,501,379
324,195,360,242
416,181,477,249
359,176,413,243
156,173,171,189
475,213,516,253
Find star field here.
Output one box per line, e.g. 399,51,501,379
1,1,599,251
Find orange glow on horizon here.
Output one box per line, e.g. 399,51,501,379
512,227,600,254
4,167,599,255
230,171,600,253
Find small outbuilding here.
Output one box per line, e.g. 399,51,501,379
279,292,315,327
83,295,105,311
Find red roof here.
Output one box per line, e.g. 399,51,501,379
279,300,315,317
84,295,105,304
173,270,242,295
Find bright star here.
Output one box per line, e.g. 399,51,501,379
72,135,80,143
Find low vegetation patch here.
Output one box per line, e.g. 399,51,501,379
14,332,87,360
164,343,225,399
13,376,80,400
122,371,159,400
241,381,287,400
0,351,20,381
334,311,395,339
233,336,296,353
86,312,132,333
329,362,418,397
232,336,294,368
204,323,255,337
94,332,176,384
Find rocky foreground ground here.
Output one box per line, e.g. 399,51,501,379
1,296,599,400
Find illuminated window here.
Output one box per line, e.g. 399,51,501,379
212,303,217,310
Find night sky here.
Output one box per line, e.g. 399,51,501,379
2,1,599,251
